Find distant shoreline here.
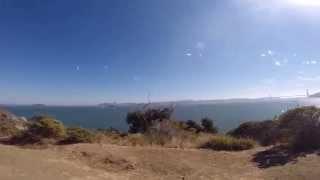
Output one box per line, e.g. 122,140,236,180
2,96,315,107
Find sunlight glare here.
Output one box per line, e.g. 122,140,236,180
286,0,320,7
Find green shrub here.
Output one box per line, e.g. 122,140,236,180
9,116,66,145
126,108,173,133
28,116,66,139
62,127,95,144
0,121,20,137
199,135,255,151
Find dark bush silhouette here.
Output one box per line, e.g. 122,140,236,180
9,131,41,145
62,127,95,144
278,106,320,151
182,118,218,134
126,111,146,133
230,106,320,149
291,120,320,151
126,108,173,133
201,118,218,134
185,120,202,133
228,120,279,146
278,106,320,130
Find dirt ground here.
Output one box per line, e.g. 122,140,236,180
0,144,319,180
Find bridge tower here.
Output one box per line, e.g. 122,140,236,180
306,89,310,97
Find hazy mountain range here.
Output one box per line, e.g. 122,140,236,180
97,97,300,108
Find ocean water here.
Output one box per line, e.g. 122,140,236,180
4,98,320,132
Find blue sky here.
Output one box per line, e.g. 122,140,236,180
1,0,320,105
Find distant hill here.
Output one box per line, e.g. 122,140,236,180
31,104,46,107
97,102,136,108
97,97,287,108
310,92,320,98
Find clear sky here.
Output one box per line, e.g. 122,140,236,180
1,0,320,105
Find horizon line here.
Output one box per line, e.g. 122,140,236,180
1,96,310,107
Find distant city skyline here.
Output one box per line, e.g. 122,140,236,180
1,0,320,105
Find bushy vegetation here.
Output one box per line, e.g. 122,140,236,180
62,127,95,144
277,106,320,151
229,106,320,152
201,118,218,134
199,135,255,151
126,108,173,133
5,105,320,153
228,120,279,146
0,109,26,137
185,120,203,133
126,107,182,147
183,118,218,134
28,116,66,139
9,116,66,145
0,121,20,137
125,108,221,147
9,116,100,145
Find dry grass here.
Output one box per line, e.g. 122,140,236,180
96,132,255,151
95,131,218,149
2,143,320,180
199,135,256,151
58,143,262,179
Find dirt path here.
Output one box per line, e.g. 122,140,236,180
0,144,319,180
58,144,263,180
